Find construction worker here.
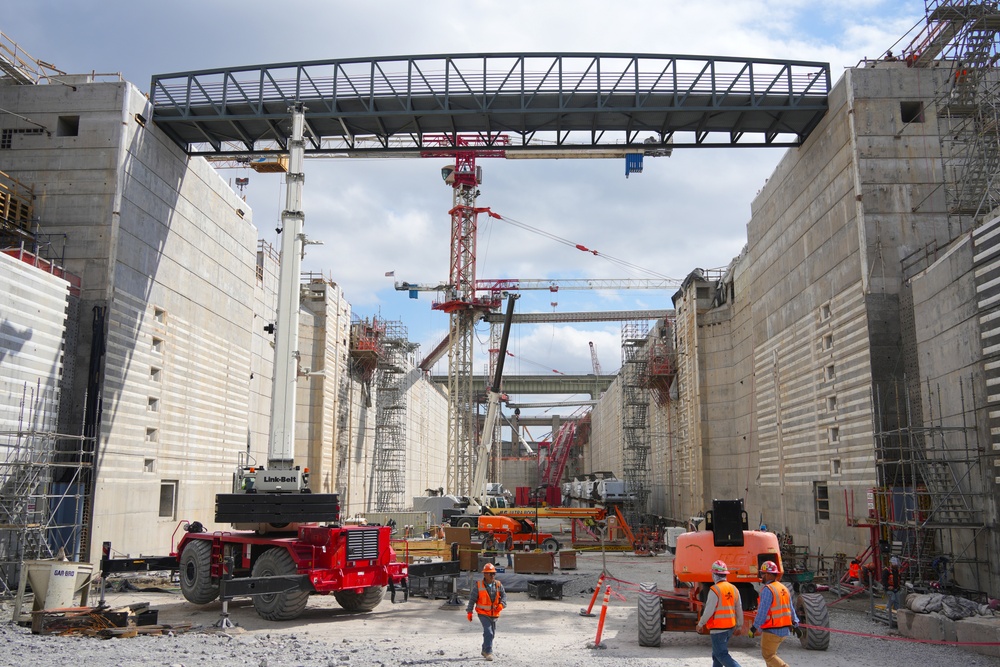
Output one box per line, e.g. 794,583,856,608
749,560,800,667
467,562,507,661
848,558,861,584
882,556,903,627
695,560,744,667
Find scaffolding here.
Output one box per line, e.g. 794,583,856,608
620,321,651,529
349,317,384,385
900,2,1000,228
0,170,34,242
0,31,65,85
369,319,416,512
0,384,90,597
869,377,991,596
647,318,677,406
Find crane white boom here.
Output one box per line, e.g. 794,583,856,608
468,293,517,512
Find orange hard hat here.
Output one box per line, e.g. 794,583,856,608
482,563,496,573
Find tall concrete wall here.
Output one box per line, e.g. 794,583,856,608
589,379,623,478
663,62,992,566
300,278,352,494
403,374,448,499
583,61,998,586
735,62,953,553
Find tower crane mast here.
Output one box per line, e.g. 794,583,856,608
430,135,506,497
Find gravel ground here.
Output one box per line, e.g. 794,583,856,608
1,549,998,667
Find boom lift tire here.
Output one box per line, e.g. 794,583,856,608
637,582,663,647
251,548,310,621
541,537,560,552
179,540,219,604
795,592,831,650
334,585,387,612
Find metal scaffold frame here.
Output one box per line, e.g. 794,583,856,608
0,385,91,597
370,319,416,512
869,376,992,596
620,321,651,529
897,1,1000,235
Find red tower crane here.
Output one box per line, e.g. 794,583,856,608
422,134,508,497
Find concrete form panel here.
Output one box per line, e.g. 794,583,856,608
0,253,70,435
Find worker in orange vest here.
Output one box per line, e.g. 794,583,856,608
848,558,861,584
467,562,507,661
696,560,745,667
882,556,904,627
749,560,801,667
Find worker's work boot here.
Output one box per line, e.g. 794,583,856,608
483,654,493,661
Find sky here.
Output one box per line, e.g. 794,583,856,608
4,1,926,411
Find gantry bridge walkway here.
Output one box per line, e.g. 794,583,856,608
430,373,614,398
149,52,830,156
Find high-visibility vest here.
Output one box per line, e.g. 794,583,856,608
706,581,739,629
474,580,504,618
760,582,793,629
885,568,900,591
849,563,861,579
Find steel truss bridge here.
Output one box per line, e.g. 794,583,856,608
149,52,830,156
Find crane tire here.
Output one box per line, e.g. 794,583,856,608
457,517,476,528
796,592,831,650
251,548,310,621
638,582,662,647
179,539,219,605
335,585,387,612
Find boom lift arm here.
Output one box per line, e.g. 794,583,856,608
468,293,517,512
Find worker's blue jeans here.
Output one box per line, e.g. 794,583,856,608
886,589,901,625
710,628,742,667
479,614,497,654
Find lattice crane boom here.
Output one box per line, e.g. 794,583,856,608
589,341,603,376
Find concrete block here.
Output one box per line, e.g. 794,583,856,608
940,615,958,643
910,611,946,641
955,616,1000,658
896,609,916,636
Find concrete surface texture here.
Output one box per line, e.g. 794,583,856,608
2,550,995,667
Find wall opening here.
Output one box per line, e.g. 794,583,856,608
900,101,924,123
813,481,830,522
159,481,177,518
56,116,80,137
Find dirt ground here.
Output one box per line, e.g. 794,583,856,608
11,547,990,667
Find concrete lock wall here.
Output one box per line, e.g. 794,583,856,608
582,61,995,572
0,79,263,557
